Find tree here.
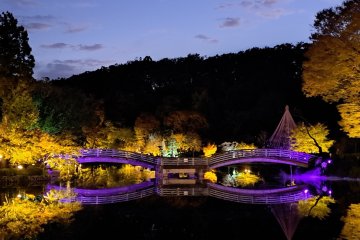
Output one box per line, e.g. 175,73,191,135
0,11,35,94
204,170,217,183
202,143,217,157
302,0,360,137
290,122,335,154
163,110,208,133
1,79,38,130
134,113,160,152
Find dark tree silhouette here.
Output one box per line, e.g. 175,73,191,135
0,11,35,89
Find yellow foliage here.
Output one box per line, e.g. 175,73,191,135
0,123,80,166
204,170,217,183
134,113,160,152
290,122,334,154
76,165,155,188
143,134,163,156
340,203,360,240
298,196,335,219
203,143,217,157
337,103,360,138
0,192,82,239
235,172,261,187
235,142,257,150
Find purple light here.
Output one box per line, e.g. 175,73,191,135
304,189,309,194
327,160,332,164
328,190,332,195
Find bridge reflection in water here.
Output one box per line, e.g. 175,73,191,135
48,147,316,205
47,181,312,205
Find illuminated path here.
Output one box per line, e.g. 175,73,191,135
76,148,314,169
47,182,312,205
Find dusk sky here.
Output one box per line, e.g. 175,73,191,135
3,0,343,80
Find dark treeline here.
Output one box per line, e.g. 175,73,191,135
52,43,340,145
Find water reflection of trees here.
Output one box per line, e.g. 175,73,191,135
76,164,155,188
340,203,360,240
298,195,335,220
221,170,263,187
0,188,81,240
271,195,336,240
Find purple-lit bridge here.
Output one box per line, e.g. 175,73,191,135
47,182,312,205
76,148,314,169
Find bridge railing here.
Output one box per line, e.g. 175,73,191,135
208,183,312,204
67,187,155,205
80,149,159,165
209,148,314,167
77,148,313,168
160,157,208,166
156,186,209,196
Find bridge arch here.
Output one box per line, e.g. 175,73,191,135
77,149,159,169
208,149,314,169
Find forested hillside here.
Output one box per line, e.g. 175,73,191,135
52,43,340,144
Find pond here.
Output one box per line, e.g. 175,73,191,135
1,175,359,240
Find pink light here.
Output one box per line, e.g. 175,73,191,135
328,190,332,195
304,189,309,194
327,160,332,164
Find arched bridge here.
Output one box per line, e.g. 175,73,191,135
77,149,159,168
76,148,314,169
208,149,312,168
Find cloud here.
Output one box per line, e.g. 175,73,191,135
241,0,281,9
22,15,55,21
216,1,292,21
36,59,111,80
24,22,51,30
5,0,37,7
219,17,240,28
40,43,69,49
40,43,103,51
65,26,87,33
215,3,237,10
20,15,54,31
194,34,219,43
78,44,103,51
258,8,291,19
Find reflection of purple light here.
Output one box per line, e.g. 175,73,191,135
327,160,332,164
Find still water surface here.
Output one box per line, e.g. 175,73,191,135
2,179,359,240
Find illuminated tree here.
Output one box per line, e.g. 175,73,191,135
83,121,136,150
143,133,163,156
202,143,217,157
220,141,257,151
163,110,208,133
302,0,360,137
134,113,160,152
337,103,360,138
340,203,360,240
0,11,35,96
0,121,79,167
236,142,257,150
204,170,217,183
290,122,334,154
171,132,201,154
298,195,335,220
1,80,38,130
